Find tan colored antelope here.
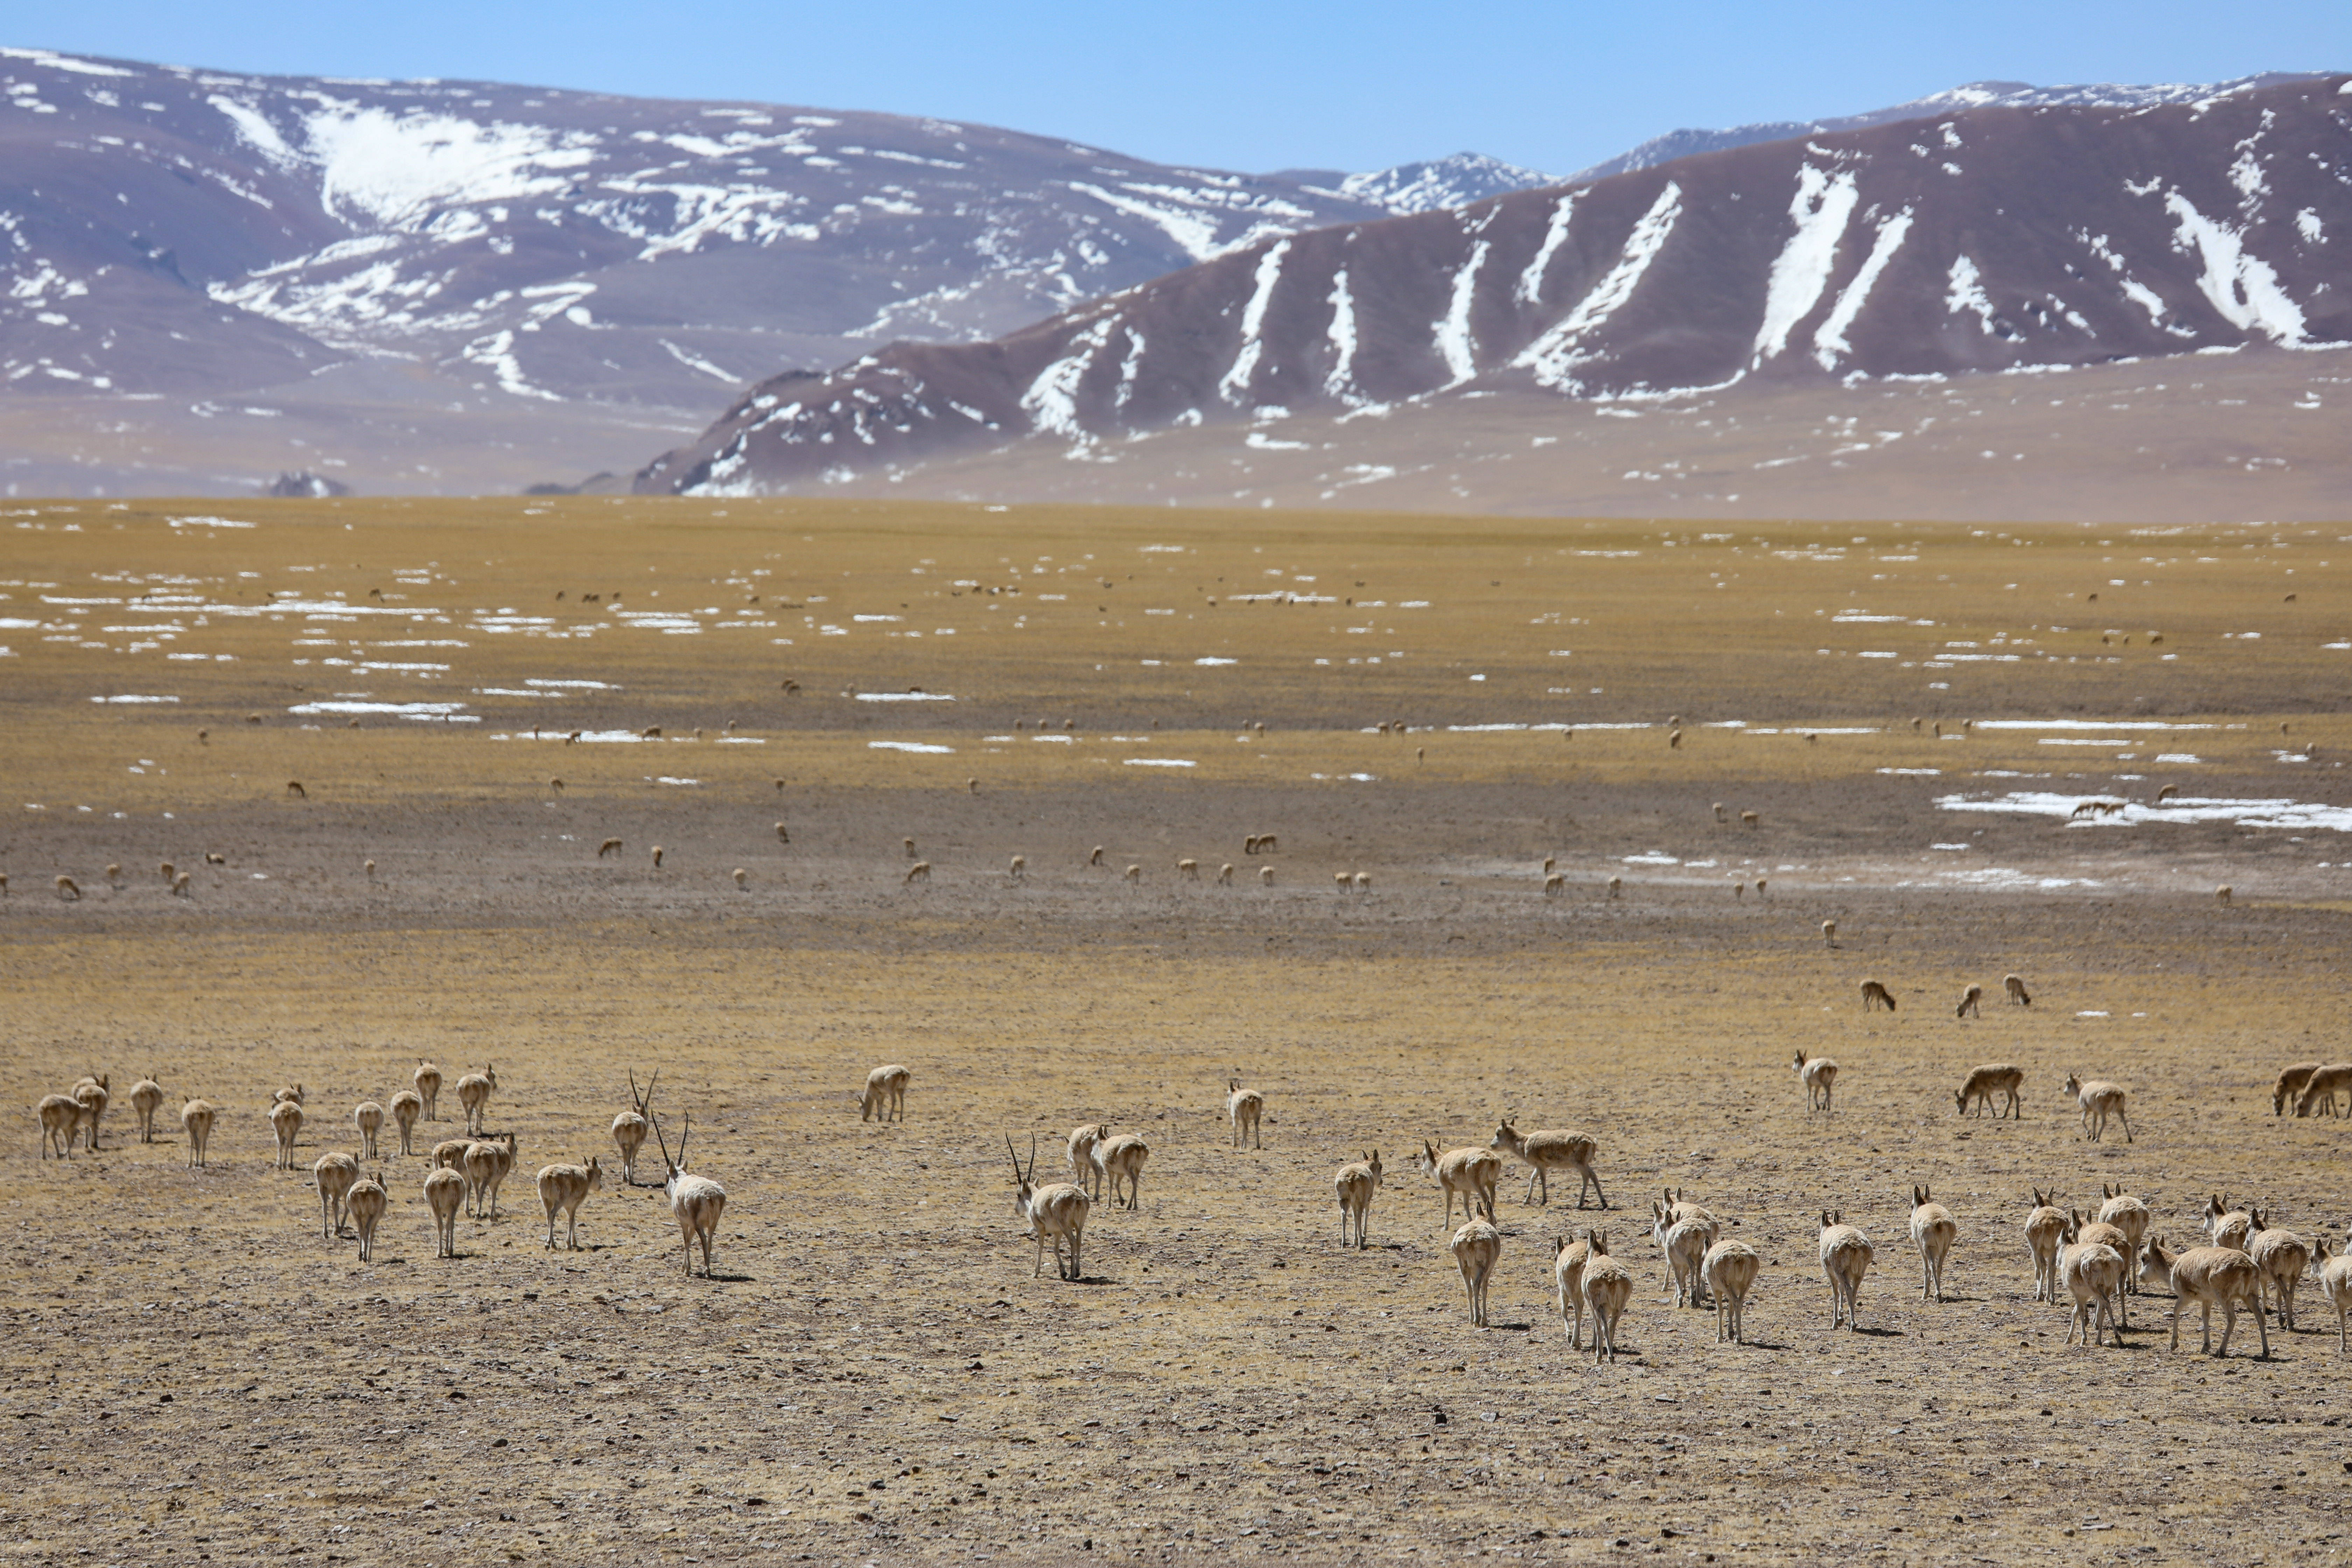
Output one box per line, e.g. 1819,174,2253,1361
181,1099,216,1168
2095,1183,2150,1294
2274,1062,2323,1115
1065,1122,1109,1200
1650,1188,1719,1255
1226,1078,1264,1148
2024,1189,2068,1304
346,1171,388,1262
1955,1063,2024,1119
1420,1139,1500,1227
1009,1135,1088,1280
2318,1238,2352,1353
271,1084,304,1105
1451,1219,1502,1327
1177,858,1199,881
2003,973,2032,1006
2246,1209,2310,1330
2066,1210,2136,1328
1793,1051,1838,1113
424,1167,466,1259
1217,863,1235,886
71,1076,109,1151
352,1101,385,1160
1581,1231,1636,1364
905,860,931,884
861,1064,911,1123
478,1133,520,1218
2296,1063,2352,1117
1909,1185,1958,1302
269,1097,304,1169
314,1152,360,1239
1821,919,1836,947
1858,979,1895,1012
538,1155,604,1251
1819,1211,1875,1330
1553,1234,1592,1348
2141,1238,2270,1358
455,1064,497,1135
1335,1150,1382,1248
1093,1133,1150,1211
613,1072,656,1183
128,1077,164,1143
2202,1194,2255,1253
414,1060,443,1121
2062,1072,2131,1142
430,1138,472,1172
652,1111,727,1278
390,1091,422,1156
36,1094,83,1160
1489,1118,1606,1209
1663,1218,1713,1308
2060,1238,2126,1347
1955,983,1984,1018
1704,1240,1760,1343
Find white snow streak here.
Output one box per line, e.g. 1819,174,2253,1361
1432,240,1490,386
1324,268,1366,404
1811,208,1912,370
1021,314,1120,442
208,97,299,168
2297,208,2326,244
2161,191,2308,344
1514,194,1575,305
302,108,597,230
1218,239,1291,406
1945,255,1998,333
1512,182,1681,392
1751,166,1859,367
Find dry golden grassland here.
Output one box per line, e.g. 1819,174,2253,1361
4,496,2352,1566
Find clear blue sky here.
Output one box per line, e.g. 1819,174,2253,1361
21,1,2351,176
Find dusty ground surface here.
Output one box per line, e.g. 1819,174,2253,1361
5,498,2352,1566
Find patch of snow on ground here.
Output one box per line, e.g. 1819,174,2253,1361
1124,758,1197,768
1515,194,1576,304
1813,209,1913,369
869,740,954,754
1940,790,2352,833
1514,182,1682,391
1432,240,1490,385
1753,166,1860,366
1945,255,1999,334
1218,239,1292,405
2161,190,2310,344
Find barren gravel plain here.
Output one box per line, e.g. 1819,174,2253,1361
5,496,2352,1567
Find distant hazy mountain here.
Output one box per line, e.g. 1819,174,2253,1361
637,73,2352,495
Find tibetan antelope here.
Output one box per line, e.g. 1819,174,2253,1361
71,1075,109,1151
1451,1219,1502,1326
1663,1219,1714,1308
352,1101,385,1160
2141,1238,2269,1358
129,1077,164,1143
2003,973,2032,1006
1793,1051,1838,1113
1956,983,1984,1018
1335,1150,1382,1248
1489,1118,1607,1209
2067,1210,2137,1328
455,1064,497,1136
2062,1072,2131,1142
652,1111,728,1278
1955,1063,2024,1119
1581,1232,1636,1364
1859,979,1895,1012
2202,1195,2255,1253
2246,1210,2310,1330
414,1060,443,1121
1819,1211,1875,1330
1553,1234,1591,1349
1704,1240,1760,1343
424,1167,466,1258
613,1071,656,1183
1066,1122,1109,1200
1093,1133,1150,1211
861,1064,911,1123
2318,1239,2352,1353
2060,1238,2126,1347
347,1171,388,1262
538,1155,604,1251
1226,1078,1264,1148
36,1094,83,1160
1420,1139,1500,1227
468,1132,518,1218
2274,1062,2323,1115
1009,1135,1088,1280
2024,1189,2068,1304
314,1152,359,1239
2295,1063,2352,1117
390,1090,422,1156
1909,1185,1958,1302
270,1097,304,1168
2095,1183,2150,1295
180,1099,216,1167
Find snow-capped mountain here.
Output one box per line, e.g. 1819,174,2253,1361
1565,72,2329,183
636,74,2352,496
1336,153,1555,214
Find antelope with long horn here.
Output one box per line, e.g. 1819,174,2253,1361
1008,1134,1090,1280
613,1071,656,1184
652,1110,727,1278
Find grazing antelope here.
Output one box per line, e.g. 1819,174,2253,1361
905,861,931,884
54,875,81,901
1581,1232,1636,1364
181,1099,216,1167
2296,1063,2352,1117
456,1064,497,1135
1818,1211,1875,1330
2246,1210,2310,1329
1910,1185,1958,1302
1607,876,1622,899
652,1112,727,1278
1489,1118,1607,1209
2202,1195,2255,1253
1451,1219,1503,1326
346,1171,387,1262
1177,858,1199,881
414,1060,443,1121
1009,1135,1088,1280
71,1076,110,1151
1793,1051,1838,1113
314,1152,360,1239
129,1076,165,1143
1822,919,1836,947
1955,1063,2025,1119
1089,846,1105,867
1553,1234,1592,1348
1066,1122,1109,1200
352,1101,385,1160
1663,1219,1713,1308
1955,983,1983,1018
1226,1078,1264,1148
2062,1072,2132,1142
2318,1239,2352,1352
1335,1150,1382,1248
2274,1062,2323,1115
1420,1139,1501,1227
37,1094,83,1160
2141,1238,2269,1358
1704,1240,1761,1343
2003,973,2032,1006
2024,1189,2070,1303
424,1167,466,1259
2060,1239,2126,1346
613,1072,656,1183
1859,979,1895,1012
598,838,623,858
270,1097,304,1168
538,1155,604,1251
1093,1133,1150,1211
1217,863,1235,886
861,1064,911,1123
390,1090,422,1156
1009,855,1026,879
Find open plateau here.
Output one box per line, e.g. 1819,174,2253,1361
4,494,2352,1564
